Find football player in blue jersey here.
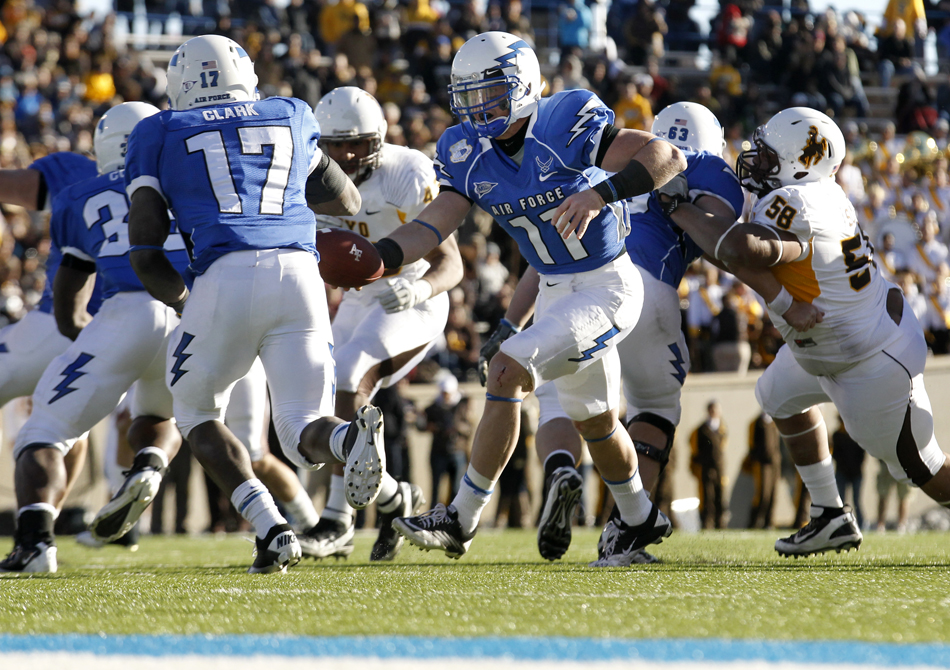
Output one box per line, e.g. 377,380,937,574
123,35,384,573
480,102,749,565
376,32,687,563
0,150,99,508
1,102,191,573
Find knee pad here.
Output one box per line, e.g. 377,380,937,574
628,412,675,466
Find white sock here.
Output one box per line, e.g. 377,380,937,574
19,502,58,520
796,456,843,509
606,469,652,526
138,446,170,469
451,465,495,535
323,474,355,524
230,479,286,539
282,484,319,529
329,423,349,462
376,473,402,513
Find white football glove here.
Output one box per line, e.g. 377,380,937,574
656,173,689,200
378,277,433,313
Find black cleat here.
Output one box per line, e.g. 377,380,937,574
371,482,425,561
537,466,584,561
393,503,475,559
298,516,355,560
249,523,301,574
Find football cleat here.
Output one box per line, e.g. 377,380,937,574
298,516,355,560
371,482,426,561
89,452,164,543
249,523,301,574
537,466,584,561
775,505,863,557
0,541,57,574
589,505,672,567
342,406,386,509
393,503,474,559
77,522,140,551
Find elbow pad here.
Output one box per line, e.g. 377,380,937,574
306,153,350,206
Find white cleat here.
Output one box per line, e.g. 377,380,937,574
343,405,386,509
775,505,863,557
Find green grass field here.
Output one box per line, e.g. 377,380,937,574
1,529,947,642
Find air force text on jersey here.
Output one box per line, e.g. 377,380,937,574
489,186,568,217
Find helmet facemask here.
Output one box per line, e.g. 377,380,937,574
736,128,781,196
449,69,524,139
319,134,383,185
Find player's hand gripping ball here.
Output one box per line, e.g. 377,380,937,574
316,228,385,289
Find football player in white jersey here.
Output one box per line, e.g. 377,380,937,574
302,87,462,561
660,107,950,556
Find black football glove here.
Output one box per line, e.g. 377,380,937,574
478,318,520,386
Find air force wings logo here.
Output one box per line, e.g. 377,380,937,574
474,181,498,196
449,139,472,163
798,125,828,168
536,155,553,174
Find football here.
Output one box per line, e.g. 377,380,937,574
316,228,385,289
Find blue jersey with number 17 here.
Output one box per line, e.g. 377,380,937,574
626,150,745,288
435,89,628,275
124,97,322,275
30,152,100,315
50,170,190,299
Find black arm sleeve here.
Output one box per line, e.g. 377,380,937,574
36,172,48,211
60,253,96,274
594,124,620,168
305,152,350,206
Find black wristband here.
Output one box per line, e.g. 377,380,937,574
593,159,655,204
374,238,405,270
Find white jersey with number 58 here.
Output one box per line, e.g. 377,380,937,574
753,179,903,373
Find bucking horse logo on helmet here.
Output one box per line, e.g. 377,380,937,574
798,125,828,168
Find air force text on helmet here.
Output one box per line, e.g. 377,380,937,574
199,103,261,121
487,186,566,216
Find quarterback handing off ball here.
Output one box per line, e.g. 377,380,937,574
316,228,385,288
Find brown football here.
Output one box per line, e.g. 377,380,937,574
316,228,385,289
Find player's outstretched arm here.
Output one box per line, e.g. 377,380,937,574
723,262,824,332
554,131,686,241
0,168,42,210
660,189,805,269
374,190,472,271
378,233,464,313
128,187,188,313
53,263,96,340
306,153,361,216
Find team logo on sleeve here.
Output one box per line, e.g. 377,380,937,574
474,181,498,196
449,139,473,163
798,126,828,168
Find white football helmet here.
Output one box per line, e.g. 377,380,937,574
449,31,542,139
166,35,258,111
736,107,845,196
652,102,725,157
313,87,387,182
94,101,161,174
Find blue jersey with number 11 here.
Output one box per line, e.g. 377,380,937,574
435,90,628,275
50,170,190,299
124,97,322,275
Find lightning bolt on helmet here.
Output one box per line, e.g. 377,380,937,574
449,31,543,139
313,86,387,182
166,35,259,111
652,102,726,157
94,101,161,174
736,107,845,196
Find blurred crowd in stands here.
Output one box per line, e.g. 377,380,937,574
5,0,950,379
